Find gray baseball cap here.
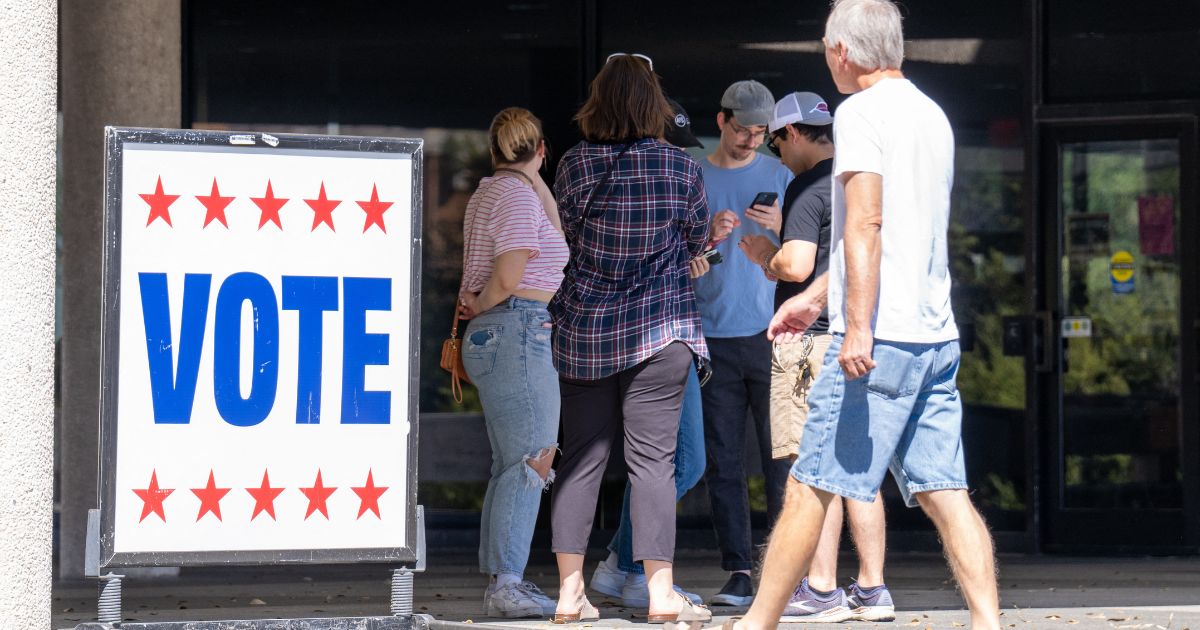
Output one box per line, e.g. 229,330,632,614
720,80,775,127
769,92,834,133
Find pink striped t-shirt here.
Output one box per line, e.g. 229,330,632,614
462,175,568,295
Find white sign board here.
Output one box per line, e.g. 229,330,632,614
98,128,422,567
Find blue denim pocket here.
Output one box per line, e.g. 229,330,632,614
464,325,503,377
865,342,920,399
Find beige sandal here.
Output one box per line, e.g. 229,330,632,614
552,597,599,624
647,594,713,623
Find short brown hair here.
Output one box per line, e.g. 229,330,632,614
575,56,672,143
489,107,544,167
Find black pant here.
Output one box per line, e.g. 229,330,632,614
701,332,791,571
551,342,692,563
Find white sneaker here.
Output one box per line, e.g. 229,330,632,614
620,572,704,609
518,581,558,616
590,557,627,599
484,582,544,618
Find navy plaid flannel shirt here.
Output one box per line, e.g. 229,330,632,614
549,138,711,380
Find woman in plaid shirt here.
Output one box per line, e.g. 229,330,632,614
548,54,712,625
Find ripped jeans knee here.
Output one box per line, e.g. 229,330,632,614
521,444,559,490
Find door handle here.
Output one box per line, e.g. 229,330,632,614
1034,310,1054,373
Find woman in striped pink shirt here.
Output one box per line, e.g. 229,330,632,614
457,107,568,619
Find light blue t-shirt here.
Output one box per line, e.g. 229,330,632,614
694,153,793,337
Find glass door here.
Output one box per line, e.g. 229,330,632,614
1040,122,1198,550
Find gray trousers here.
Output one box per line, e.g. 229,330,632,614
550,342,692,564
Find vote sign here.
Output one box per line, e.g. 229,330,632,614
98,128,422,567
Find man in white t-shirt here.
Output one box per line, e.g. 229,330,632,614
730,2,1001,629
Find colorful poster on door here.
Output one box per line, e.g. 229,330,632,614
1137,195,1175,256
99,128,422,567
1110,250,1135,295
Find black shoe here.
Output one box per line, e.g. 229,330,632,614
708,573,754,606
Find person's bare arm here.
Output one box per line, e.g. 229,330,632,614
459,249,530,318
767,272,828,342
838,171,883,380
532,175,562,234
739,235,818,283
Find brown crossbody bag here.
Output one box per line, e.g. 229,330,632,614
439,313,471,404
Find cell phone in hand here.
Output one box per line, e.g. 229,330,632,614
751,191,778,207
701,248,724,265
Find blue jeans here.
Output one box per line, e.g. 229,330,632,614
791,334,967,508
463,298,560,576
606,367,706,573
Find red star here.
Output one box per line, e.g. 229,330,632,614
191,470,231,522
132,470,174,523
299,470,337,520
356,184,393,234
304,182,340,232
246,470,285,521
140,176,180,227
196,178,235,229
251,180,288,230
351,469,389,519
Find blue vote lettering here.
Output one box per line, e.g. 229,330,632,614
213,272,280,427
138,273,393,426
282,276,338,424
139,273,211,424
341,277,392,424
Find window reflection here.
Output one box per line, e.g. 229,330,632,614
187,0,1033,532
600,0,1029,531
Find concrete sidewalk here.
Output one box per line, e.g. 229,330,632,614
53,550,1200,629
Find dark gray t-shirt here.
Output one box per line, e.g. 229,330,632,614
774,158,832,333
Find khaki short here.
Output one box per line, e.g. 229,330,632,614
769,333,833,459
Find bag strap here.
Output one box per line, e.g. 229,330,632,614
450,360,464,404
581,142,633,218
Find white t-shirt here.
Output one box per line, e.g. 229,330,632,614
828,78,958,343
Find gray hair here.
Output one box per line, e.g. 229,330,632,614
825,0,905,71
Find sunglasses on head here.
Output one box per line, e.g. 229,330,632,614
605,52,654,71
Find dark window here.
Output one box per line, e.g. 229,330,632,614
1045,0,1200,103
600,0,1029,532
188,1,583,415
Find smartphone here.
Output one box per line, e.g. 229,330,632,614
701,248,724,265
751,191,778,207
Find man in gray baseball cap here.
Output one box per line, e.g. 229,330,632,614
693,78,795,607
720,79,776,127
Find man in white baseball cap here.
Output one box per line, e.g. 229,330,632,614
739,90,894,623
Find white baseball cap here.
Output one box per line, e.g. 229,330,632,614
768,92,834,133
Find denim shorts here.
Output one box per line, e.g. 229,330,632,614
790,334,967,507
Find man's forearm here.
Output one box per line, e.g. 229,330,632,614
843,228,880,334
843,172,883,335
800,271,829,309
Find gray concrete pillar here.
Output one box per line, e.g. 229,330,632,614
0,0,58,625
59,0,181,578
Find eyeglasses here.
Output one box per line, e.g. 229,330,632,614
766,128,788,157
605,52,653,71
726,119,768,143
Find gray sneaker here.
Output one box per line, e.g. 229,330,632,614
484,582,544,618
847,582,896,622
518,581,558,616
779,577,853,623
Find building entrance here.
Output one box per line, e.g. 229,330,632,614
1038,120,1199,551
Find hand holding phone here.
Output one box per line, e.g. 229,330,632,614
701,248,723,265
751,191,778,207
746,191,782,235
